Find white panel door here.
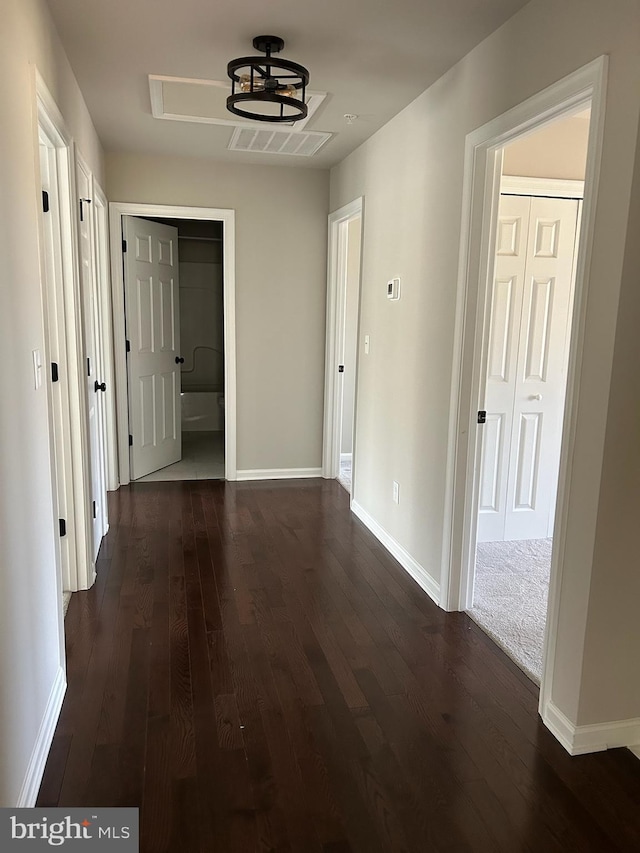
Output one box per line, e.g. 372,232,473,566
76,158,107,561
124,216,181,480
478,194,579,542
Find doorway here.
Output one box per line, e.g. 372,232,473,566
468,110,589,682
323,198,364,495
128,216,225,482
36,76,97,599
442,57,607,712
109,203,236,484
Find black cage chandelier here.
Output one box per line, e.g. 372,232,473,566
227,35,309,123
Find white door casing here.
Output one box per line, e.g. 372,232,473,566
478,194,579,542
123,216,181,480
76,154,107,562
93,185,119,495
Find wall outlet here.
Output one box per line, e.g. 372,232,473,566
392,481,400,504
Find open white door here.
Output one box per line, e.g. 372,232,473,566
478,194,579,542
76,155,107,562
123,216,181,480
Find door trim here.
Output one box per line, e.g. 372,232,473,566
93,184,119,494
109,203,237,484
501,176,584,198
322,197,364,494
440,57,607,719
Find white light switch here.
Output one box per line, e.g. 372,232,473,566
392,481,400,504
32,349,43,390
364,335,370,355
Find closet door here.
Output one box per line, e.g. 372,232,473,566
478,195,579,542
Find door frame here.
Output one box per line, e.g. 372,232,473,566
109,203,237,484
322,197,364,494
35,72,95,593
76,150,108,556
93,184,119,494
440,57,607,702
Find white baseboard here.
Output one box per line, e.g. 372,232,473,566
236,467,323,482
17,666,66,806
542,700,640,756
351,501,440,605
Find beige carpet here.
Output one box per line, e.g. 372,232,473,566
467,538,552,684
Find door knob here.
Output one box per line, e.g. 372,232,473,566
94,380,106,392
529,393,543,401
175,356,185,364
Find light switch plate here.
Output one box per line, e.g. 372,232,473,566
364,335,370,354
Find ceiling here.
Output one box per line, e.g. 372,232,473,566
45,0,531,169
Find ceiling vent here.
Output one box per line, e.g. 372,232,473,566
228,126,331,157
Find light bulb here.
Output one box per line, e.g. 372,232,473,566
239,73,265,93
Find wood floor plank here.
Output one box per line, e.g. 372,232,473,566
38,479,640,853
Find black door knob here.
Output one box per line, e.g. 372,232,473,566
94,380,106,392
175,356,185,364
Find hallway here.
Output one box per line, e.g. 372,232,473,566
38,480,640,852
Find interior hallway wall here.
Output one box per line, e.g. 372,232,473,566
330,0,640,732
107,154,329,472
0,0,104,806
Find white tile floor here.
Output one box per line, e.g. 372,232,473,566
135,431,225,482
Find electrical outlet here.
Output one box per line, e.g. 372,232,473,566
392,481,400,504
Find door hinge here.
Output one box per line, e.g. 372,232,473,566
338,364,345,373
51,362,59,383
477,410,487,424
122,238,127,253
42,190,50,213
126,339,131,353
92,500,97,519
79,197,92,222
129,434,133,447
59,518,67,537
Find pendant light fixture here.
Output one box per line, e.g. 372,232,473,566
227,36,309,123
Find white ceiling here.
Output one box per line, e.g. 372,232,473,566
45,0,531,169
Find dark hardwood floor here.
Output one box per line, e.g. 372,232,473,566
38,479,640,852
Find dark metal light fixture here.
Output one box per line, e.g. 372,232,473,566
227,35,309,123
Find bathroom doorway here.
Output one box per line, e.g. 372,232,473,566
109,203,236,484
134,217,225,482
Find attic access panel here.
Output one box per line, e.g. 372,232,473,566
149,75,327,132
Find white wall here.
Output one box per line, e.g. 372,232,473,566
330,0,640,732
178,236,224,395
503,112,590,180
0,0,104,806
107,154,329,472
